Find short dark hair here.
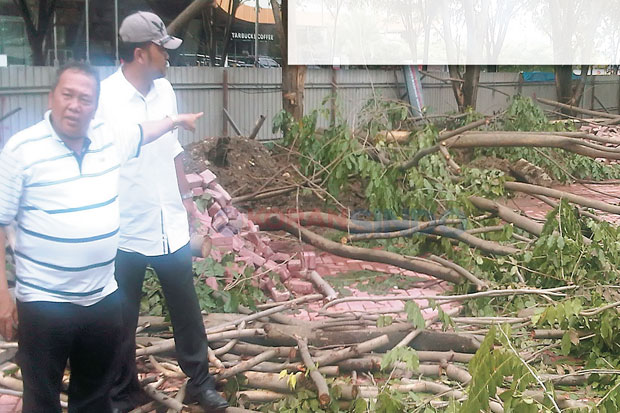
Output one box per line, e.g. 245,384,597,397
118,40,152,63
51,62,100,100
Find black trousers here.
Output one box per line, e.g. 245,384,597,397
111,243,213,408
16,291,122,413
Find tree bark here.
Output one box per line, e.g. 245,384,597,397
237,390,286,405
167,0,215,36
469,196,543,237
282,66,307,121
448,66,465,111
13,0,57,65
554,65,590,111
216,349,279,381
405,132,620,169
221,0,241,65
536,97,616,119
448,65,480,112
555,65,574,108
337,357,472,383
250,212,518,256
262,322,412,348
306,270,338,301
462,65,480,110
271,0,306,121
242,371,306,393
297,337,330,406
504,181,620,215
261,214,463,284
312,335,390,367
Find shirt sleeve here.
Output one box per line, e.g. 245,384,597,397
107,122,143,165
0,147,24,225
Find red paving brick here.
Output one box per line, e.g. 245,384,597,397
0,395,21,413
287,183,620,323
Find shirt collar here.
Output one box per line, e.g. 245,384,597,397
44,110,93,151
115,66,160,103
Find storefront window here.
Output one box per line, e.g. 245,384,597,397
0,15,30,65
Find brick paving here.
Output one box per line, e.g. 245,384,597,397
509,183,620,223
0,396,21,413
289,183,620,323
294,250,458,322
2,183,619,411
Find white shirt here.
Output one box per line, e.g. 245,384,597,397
97,68,189,256
0,111,142,305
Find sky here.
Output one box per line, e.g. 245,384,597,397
288,0,620,65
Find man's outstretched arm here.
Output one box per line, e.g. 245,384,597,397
140,112,204,146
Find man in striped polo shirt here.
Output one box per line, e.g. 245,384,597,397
0,62,202,412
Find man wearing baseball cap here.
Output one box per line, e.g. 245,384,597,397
96,12,228,412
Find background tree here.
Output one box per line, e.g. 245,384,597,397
167,0,241,67
441,0,519,112
13,0,57,66
448,65,480,112
533,0,607,108
271,0,306,121
441,0,480,112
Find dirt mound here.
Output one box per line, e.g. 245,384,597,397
183,137,288,198
183,137,367,213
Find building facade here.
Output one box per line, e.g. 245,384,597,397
0,0,281,67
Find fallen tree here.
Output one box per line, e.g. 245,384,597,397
405,132,620,168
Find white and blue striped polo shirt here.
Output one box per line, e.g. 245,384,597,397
0,110,142,305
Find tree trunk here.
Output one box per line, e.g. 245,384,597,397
282,66,307,121
272,0,306,121
206,7,216,67
448,65,480,113
167,0,236,66
448,65,465,111
220,0,241,65
462,65,480,109
14,0,57,66
167,0,215,36
568,65,589,107
554,65,590,113
555,65,573,107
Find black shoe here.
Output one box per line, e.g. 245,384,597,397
188,388,229,412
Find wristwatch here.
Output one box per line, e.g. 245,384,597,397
181,191,193,200
167,114,180,129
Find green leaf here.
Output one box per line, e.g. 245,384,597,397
354,398,367,413
561,331,572,356
404,301,426,329
381,346,419,372
377,315,394,328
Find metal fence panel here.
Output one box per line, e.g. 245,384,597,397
2,66,620,149
169,66,225,145
226,67,282,142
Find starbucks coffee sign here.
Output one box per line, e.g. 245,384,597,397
232,32,274,41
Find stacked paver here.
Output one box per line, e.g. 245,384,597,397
186,169,319,301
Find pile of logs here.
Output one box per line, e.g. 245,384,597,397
0,288,601,411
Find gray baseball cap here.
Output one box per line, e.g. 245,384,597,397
119,11,182,50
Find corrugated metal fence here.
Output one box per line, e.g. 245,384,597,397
1,67,620,147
